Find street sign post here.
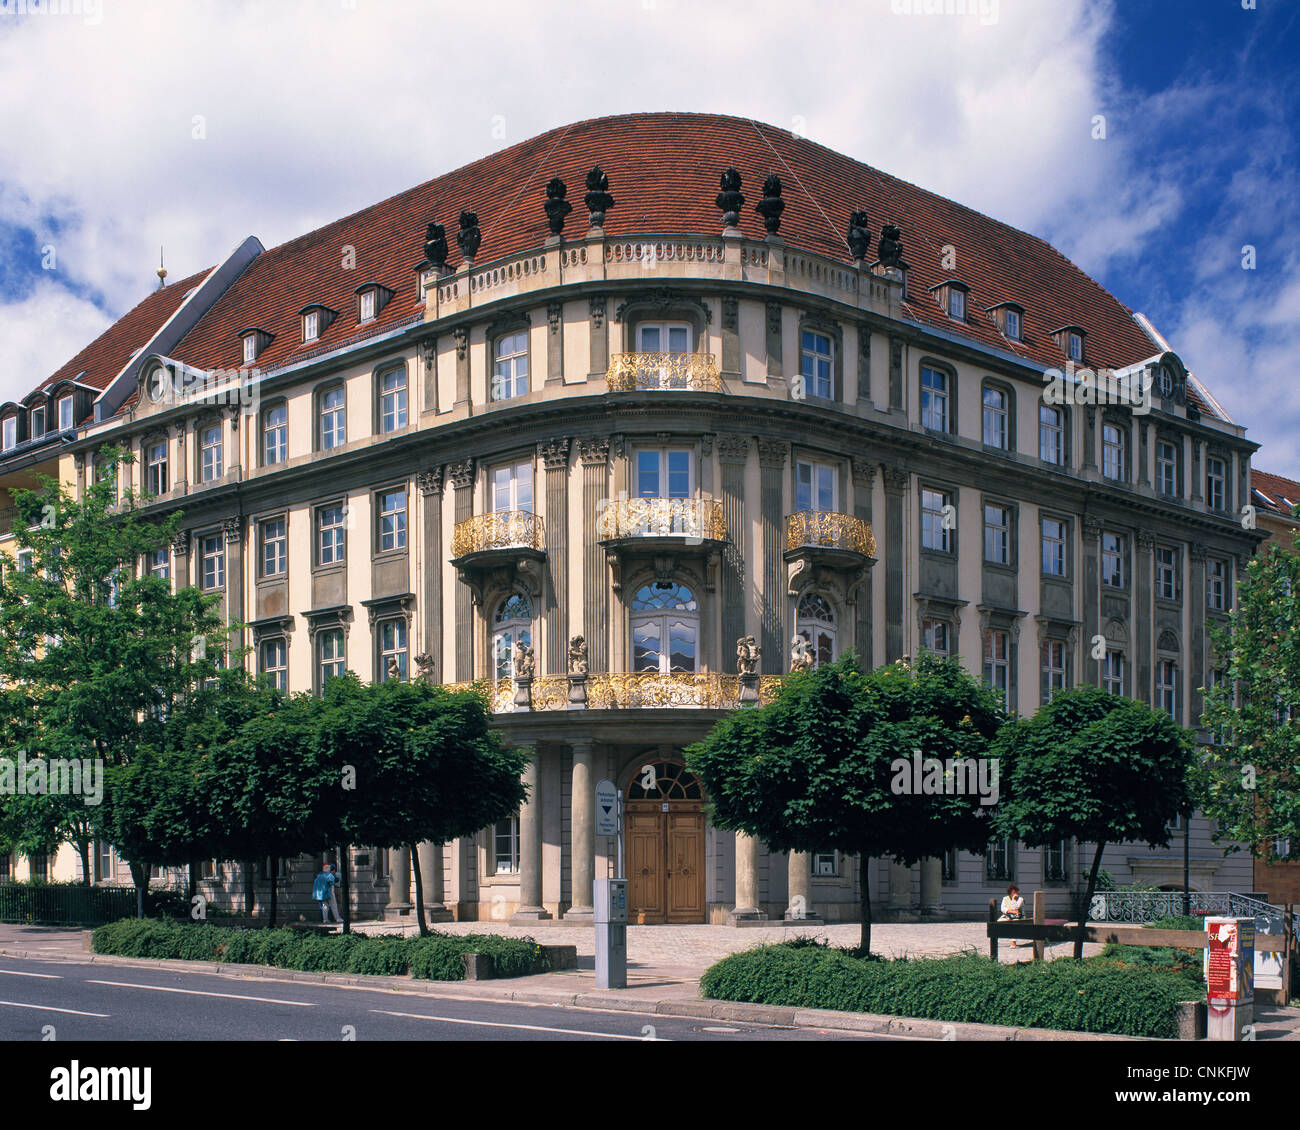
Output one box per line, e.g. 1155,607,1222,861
593,779,626,989
595,779,619,836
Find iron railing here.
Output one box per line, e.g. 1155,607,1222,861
0,883,139,926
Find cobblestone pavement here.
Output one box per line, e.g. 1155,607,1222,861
357,919,1103,972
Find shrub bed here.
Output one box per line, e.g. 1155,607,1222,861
700,941,1196,1038
91,918,548,981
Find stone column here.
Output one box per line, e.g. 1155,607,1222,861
384,846,412,919
449,459,475,681
1082,515,1102,686
757,439,789,664
565,739,595,920
540,437,571,675
511,746,551,921
417,467,444,684
1135,529,1154,703
728,832,763,924
546,301,564,387
920,857,944,916
578,438,610,673
718,436,750,659
417,841,452,922
882,466,910,662
888,861,912,911
223,517,244,656
1189,545,1207,724
453,326,469,409
588,296,607,379
785,852,814,922
852,456,875,667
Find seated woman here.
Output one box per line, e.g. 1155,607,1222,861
998,883,1025,948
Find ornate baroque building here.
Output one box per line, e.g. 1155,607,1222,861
0,113,1265,919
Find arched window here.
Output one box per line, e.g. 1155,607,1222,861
493,594,532,681
630,582,698,673
795,593,837,668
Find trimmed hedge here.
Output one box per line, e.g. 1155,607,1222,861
700,942,1196,1038
91,918,547,981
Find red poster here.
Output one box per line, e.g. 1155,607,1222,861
1206,920,1240,1001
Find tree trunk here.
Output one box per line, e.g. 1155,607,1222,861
410,843,429,936
269,865,278,928
339,845,351,935
858,856,872,955
76,836,92,885
129,860,147,918
243,859,255,917
1076,841,1107,960
186,859,197,905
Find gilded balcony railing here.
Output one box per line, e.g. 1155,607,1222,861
450,510,545,559
785,510,876,557
443,673,782,712
606,352,722,392
597,497,726,542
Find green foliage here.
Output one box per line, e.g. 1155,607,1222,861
1096,943,1204,987
90,918,547,980
1201,529,1300,855
700,943,1193,1038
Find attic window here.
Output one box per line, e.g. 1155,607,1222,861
931,281,968,322
359,290,375,322
1050,325,1086,363
355,283,391,323
30,405,46,439
304,310,320,342
58,395,73,431
242,334,258,363
987,303,1024,342
2,416,15,452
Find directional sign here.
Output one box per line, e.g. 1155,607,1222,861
595,778,619,836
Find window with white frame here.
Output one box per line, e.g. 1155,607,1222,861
200,534,224,591
1156,545,1179,601
1042,640,1068,702
145,440,168,496
259,637,287,692
984,503,1011,565
303,310,320,342
493,594,532,681
984,630,1010,707
920,366,949,432
1157,658,1178,719
492,331,529,400
494,815,520,874
379,366,408,432
58,395,73,431
263,403,287,465
1207,557,1227,611
982,386,1008,449
631,582,698,674
97,841,115,881
921,488,952,552
635,322,691,353
2,416,16,451
491,460,534,513
261,517,287,578
1102,423,1125,481
1043,840,1069,882
1103,650,1125,696
800,330,834,399
1004,308,1021,340
985,838,1015,881
148,547,170,580
795,593,836,668
359,289,376,322
376,488,407,552
1039,404,1063,465
635,448,691,499
1101,531,1126,588
318,629,346,687
812,850,838,877
317,504,346,566
1041,517,1067,576
1066,331,1083,362
199,423,223,482
378,618,408,681
1206,457,1227,511
242,334,258,363
30,405,45,438
319,385,346,450
921,618,950,658
1156,440,1179,497
947,287,966,321
795,459,836,512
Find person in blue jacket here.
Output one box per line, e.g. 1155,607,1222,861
313,861,341,925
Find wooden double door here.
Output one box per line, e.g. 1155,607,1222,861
626,802,706,924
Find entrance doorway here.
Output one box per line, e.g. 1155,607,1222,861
625,761,706,924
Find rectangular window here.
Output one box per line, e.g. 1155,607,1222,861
1101,531,1126,588
378,618,408,681
495,815,520,874
359,290,376,321
317,504,346,566
920,366,948,432
148,548,170,579
304,311,320,342
1042,640,1068,702
1207,557,1227,611
30,406,45,439
920,619,949,658
1043,841,1068,882
2,416,15,450
491,461,534,512
795,459,837,512
320,386,346,450
982,386,1007,449
800,330,834,399
259,637,288,692
1103,650,1125,696
243,335,257,364
376,488,407,552
1005,309,1021,340
812,850,838,877
58,396,73,431
1156,440,1178,497
318,629,345,686
199,423,223,482
983,630,1010,708
1067,332,1083,362
985,838,1015,882
635,449,691,499
1039,405,1063,465
1041,517,1066,576
263,403,288,465
200,534,224,591
146,441,168,496
983,503,1010,565
921,489,951,553
97,842,115,881
379,367,408,432
1157,659,1178,719
261,517,287,578
948,287,966,320
492,331,529,400
1156,545,1178,601
1102,424,1125,482
1206,457,1226,511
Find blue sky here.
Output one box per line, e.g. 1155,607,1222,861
0,0,1296,476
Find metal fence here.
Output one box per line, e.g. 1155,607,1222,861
0,883,138,926
1090,890,1283,925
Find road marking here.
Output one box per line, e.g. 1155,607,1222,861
86,980,314,1007
371,1009,666,1040
0,969,61,979
700,1026,741,1033
0,999,108,1017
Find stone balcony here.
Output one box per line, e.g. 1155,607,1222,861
446,672,785,713
606,352,722,392
784,510,877,598
450,510,546,602
597,497,728,592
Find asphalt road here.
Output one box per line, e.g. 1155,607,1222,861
0,957,898,1042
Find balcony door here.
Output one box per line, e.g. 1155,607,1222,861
631,582,698,674
635,322,692,354
796,459,837,512
626,760,706,925
491,461,533,513
635,448,692,499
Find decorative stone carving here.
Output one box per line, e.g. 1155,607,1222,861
736,635,760,676
851,456,876,488
223,516,243,544
717,434,750,464
385,657,402,682
568,635,588,675
514,641,535,679
722,295,738,333
453,326,468,361
1135,529,1156,552
448,458,475,490
767,301,782,338
715,168,745,228
423,222,448,269
538,437,571,471
577,437,609,465
547,301,563,334
543,177,572,235
417,467,445,496
584,167,614,227
847,210,872,261
1082,514,1103,540
790,634,813,672
414,652,436,683
882,465,910,494
877,223,904,268
419,336,437,372
1189,544,1207,564
701,434,714,457
756,438,788,469
589,295,606,329
456,211,481,262
755,174,784,233
614,289,712,325
171,529,190,556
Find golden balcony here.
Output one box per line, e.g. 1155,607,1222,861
450,511,546,603
445,673,784,713
597,497,726,543
606,352,723,392
784,511,877,598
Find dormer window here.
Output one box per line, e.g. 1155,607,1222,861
359,291,375,321
931,281,969,322
988,302,1025,342
242,334,258,363
304,310,320,342
354,283,391,324
58,395,74,431
298,305,338,344
239,327,274,364
1050,325,1086,363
